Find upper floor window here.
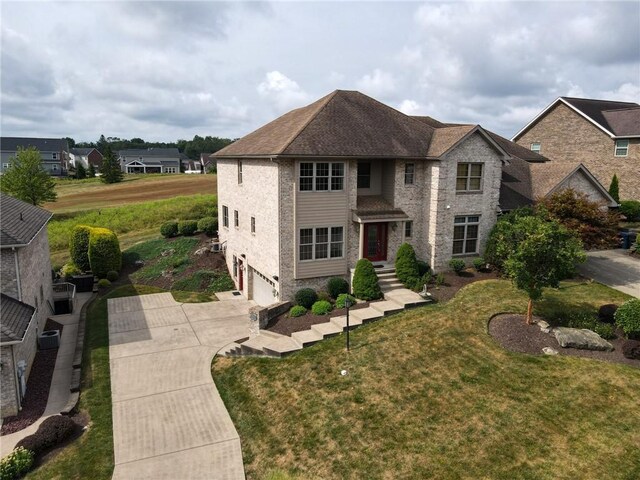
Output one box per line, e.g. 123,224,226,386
238,160,243,183
234,210,239,228
299,162,344,192
405,220,413,238
404,163,415,185
456,163,483,192
299,226,344,261
222,206,229,228
251,216,256,234
530,142,541,153
52,152,57,160
357,162,371,188
453,215,480,255
615,139,629,157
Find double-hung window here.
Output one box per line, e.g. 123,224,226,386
404,163,415,185
299,226,344,261
456,163,483,192
405,221,413,238
234,210,239,228
299,162,344,191
530,142,541,153
453,216,480,255
238,160,243,183
251,216,256,234
357,162,371,188
222,206,229,228
615,139,629,157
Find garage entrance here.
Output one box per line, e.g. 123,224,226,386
250,268,277,306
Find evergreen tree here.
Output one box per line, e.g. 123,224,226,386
88,163,96,178
76,163,87,179
101,144,123,184
609,174,620,203
0,147,57,205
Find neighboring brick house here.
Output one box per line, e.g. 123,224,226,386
0,137,70,176
214,90,519,305
512,97,640,200
0,193,54,418
68,147,103,172
118,148,181,174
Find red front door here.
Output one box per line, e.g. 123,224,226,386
363,223,388,262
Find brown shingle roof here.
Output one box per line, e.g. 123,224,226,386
602,107,640,137
1,193,53,247
215,90,436,158
561,97,640,136
1,293,35,343
426,125,477,157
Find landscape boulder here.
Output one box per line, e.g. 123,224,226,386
553,327,614,351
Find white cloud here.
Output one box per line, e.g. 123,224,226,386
397,100,422,115
257,71,310,111
356,69,396,97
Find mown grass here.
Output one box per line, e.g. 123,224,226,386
26,284,165,480
48,194,216,266
212,279,639,480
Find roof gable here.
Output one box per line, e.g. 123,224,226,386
1,294,36,343
0,193,53,247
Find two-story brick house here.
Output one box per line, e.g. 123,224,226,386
1,193,54,418
214,90,517,305
512,97,640,200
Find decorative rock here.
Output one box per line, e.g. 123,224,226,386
194,247,209,256
161,248,175,257
134,260,145,267
542,347,559,355
553,327,614,351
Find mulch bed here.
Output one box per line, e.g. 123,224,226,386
489,314,639,368
267,302,370,336
1,319,65,436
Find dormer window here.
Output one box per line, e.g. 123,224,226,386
615,139,629,157
530,142,541,153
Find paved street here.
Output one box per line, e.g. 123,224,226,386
108,293,253,480
578,249,640,298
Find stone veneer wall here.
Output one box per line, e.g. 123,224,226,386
557,169,611,206
515,102,640,200
0,346,18,418
1,249,19,298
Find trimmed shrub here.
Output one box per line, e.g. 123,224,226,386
197,216,218,236
598,304,618,324
417,260,431,277
97,278,111,289
60,262,81,280
472,257,485,272
15,415,77,458
294,288,318,309
88,227,121,278
69,225,92,271
395,243,419,285
0,447,34,480
352,258,382,301
449,259,466,275
317,291,332,303
311,300,333,315
608,174,620,203
178,220,198,236
327,277,349,299
435,273,445,288
160,221,178,238
289,305,307,318
106,270,119,282
614,299,640,338
620,200,640,222
335,293,356,309
622,339,640,360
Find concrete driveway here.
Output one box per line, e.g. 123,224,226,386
578,249,640,298
108,292,254,479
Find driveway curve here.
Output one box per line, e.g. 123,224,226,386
108,292,253,479
578,249,640,298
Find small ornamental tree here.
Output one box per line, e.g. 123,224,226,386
69,225,92,271
395,243,419,286
88,227,122,277
608,174,620,203
352,258,382,301
0,147,57,205
503,215,586,324
87,163,96,178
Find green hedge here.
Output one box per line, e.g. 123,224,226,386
197,217,218,236
88,227,122,278
69,225,92,271
352,258,382,300
178,220,198,236
615,299,640,338
395,243,419,285
0,447,34,480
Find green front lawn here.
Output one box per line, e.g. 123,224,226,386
212,280,639,480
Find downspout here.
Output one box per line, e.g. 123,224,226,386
13,248,22,301
270,156,282,299
11,346,21,412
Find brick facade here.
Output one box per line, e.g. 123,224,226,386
515,102,640,200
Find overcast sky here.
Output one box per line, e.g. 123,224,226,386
2,1,639,143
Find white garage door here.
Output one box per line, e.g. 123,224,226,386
251,268,276,306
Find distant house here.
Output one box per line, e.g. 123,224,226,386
183,159,204,174
512,97,640,200
200,153,216,173
0,137,70,176
68,147,103,172
118,148,181,174
0,193,54,419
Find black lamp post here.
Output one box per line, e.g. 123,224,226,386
344,296,352,352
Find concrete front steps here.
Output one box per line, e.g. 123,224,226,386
218,268,430,358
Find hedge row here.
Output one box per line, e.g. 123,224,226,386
67,225,121,278
160,216,218,238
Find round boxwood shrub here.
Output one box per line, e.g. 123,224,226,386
88,227,121,278
622,339,640,360
472,257,486,272
97,278,111,289
311,300,333,315
294,288,318,309
69,225,92,272
289,305,307,317
614,298,640,338
106,270,119,282
395,243,419,285
0,447,34,480
352,258,382,301
335,293,356,309
197,216,218,236
15,415,77,458
449,258,466,275
327,277,349,299
60,262,81,280
598,304,618,324
178,220,198,236
160,221,178,238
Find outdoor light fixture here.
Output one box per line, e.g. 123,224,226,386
272,275,278,281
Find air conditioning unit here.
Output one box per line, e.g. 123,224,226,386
38,330,60,350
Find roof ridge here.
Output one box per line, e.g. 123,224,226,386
602,106,640,112
280,90,340,154
561,96,639,105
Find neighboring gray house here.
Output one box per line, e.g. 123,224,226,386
1,193,54,419
1,137,70,176
118,148,181,174
214,90,516,305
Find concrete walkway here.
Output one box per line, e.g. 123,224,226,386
1,292,94,458
578,249,640,298
108,292,253,480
